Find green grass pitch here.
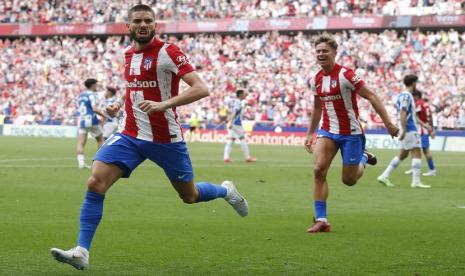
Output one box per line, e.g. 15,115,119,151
1,136,465,275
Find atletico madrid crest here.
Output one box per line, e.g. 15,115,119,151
331,79,337,88
143,57,153,70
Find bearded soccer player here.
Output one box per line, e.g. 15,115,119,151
304,34,399,233
404,90,437,176
50,4,248,270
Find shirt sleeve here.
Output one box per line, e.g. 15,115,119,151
399,94,411,111
89,94,97,108
343,69,365,92
166,44,195,77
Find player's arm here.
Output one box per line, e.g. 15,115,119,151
304,96,322,154
138,72,208,114
107,94,125,117
399,109,408,140
357,85,399,137
428,107,436,139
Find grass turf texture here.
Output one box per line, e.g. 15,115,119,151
1,136,465,275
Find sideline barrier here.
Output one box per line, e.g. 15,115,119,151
2,124,77,138
1,124,464,152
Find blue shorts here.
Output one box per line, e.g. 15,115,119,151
317,129,366,165
94,133,194,182
421,134,430,149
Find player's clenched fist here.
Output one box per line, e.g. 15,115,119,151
106,103,121,117
138,100,169,114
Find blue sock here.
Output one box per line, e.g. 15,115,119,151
427,158,435,170
314,201,327,219
195,182,227,202
361,153,368,166
78,191,105,251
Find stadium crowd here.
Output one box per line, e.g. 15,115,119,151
1,29,465,130
1,0,464,23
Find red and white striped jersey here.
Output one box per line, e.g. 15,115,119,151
119,39,195,143
310,63,365,135
415,98,431,135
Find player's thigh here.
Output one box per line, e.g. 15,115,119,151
340,134,365,165
401,132,421,151
89,125,103,139
313,137,338,171
229,125,245,139
88,160,124,193
421,134,430,150
142,141,194,183
94,133,145,178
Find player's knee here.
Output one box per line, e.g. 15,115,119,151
313,165,327,180
86,175,107,194
180,195,197,204
342,176,357,186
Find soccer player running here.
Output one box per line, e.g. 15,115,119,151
76,79,106,169
304,34,399,233
51,4,248,270
101,86,119,140
404,90,437,176
377,74,431,188
223,89,256,163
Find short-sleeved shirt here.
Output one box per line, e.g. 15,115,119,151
120,39,195,143
77,91,99,128
231,99,244,126
309,63,365,135
396,91,418,132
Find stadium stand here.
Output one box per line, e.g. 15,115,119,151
1,0,464,23
1,29,464,130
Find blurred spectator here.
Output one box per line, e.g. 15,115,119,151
0,29,464,130
1,0,464,23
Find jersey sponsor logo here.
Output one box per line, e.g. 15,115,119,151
320,94,342,101
143,57,153,70
126,78,157,88
175,55,190,68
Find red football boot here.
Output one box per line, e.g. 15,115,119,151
245,157,256,163
307,218,331,233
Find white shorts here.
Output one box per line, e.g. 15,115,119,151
401,131,421,150
228,124,245,139
78,125,103,138
103,122,118,139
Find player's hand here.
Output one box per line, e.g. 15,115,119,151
106,103,121,117
304,135,314,154
399,131,406,141
227,122,232,129
138,100,169,114
430,130,436,139
386,122,400,138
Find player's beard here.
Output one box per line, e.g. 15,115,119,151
130,29,155,44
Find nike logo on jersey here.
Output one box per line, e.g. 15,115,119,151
350,158,356,161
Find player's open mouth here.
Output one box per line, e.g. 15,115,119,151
139,30,148,35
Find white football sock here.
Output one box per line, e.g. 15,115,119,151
381,156,401,178
411,158,422,184
224,141,233,160
77,154,85,166
239,140,250,159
